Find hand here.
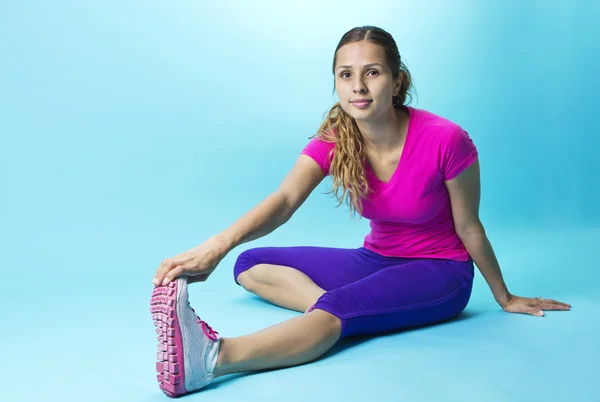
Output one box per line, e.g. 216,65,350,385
501,293,571,317
152,236,230,286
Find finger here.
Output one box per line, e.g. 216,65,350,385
541,302,571,311
153,261,166,285
513,306,545,316
162,265,187,285
537,298,571,308
534,298,571,310
531,308,545,317
154,259,176,286
549,299,572,308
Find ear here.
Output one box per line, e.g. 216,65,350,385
394,74,403,96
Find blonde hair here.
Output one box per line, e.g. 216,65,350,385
310,26,415,218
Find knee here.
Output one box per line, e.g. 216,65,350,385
309,308,343,340
236,268,255,291
236,264,270,292
233,248,265,289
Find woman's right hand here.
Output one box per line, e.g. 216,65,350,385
152,235,230,286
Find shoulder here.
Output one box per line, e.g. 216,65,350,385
303,132,337,154
300,129,338,175
410,107,465,142
409,107,478,178
410,107,477,160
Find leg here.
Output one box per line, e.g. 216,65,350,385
314,258,475,338
150,250,473,396
232,246,391,312
214,257,473,377
150,276,341,397
213,309,341,378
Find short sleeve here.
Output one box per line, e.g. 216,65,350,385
440,126,479,181
300,137,335,176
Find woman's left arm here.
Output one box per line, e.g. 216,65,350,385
445,158,571,316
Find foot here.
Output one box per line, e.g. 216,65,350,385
150,276,221,397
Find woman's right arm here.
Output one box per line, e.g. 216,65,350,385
214,154,326,253
153,155,325,285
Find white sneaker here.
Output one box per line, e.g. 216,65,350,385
150,276,221,397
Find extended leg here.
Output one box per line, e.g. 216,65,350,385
213,308,341,378
151,277,341,397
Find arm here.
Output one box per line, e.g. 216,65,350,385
215,154,325,253
444,158,511,307
153,155,325,286
446,157,571,316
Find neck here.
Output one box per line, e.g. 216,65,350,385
355,106,409,153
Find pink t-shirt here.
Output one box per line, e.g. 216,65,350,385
300,106,478,262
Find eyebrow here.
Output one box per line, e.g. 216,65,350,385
335,63,383,72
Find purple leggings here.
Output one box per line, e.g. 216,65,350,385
233,246,474,341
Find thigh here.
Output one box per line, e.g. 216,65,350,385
233,246,395,291
314,258,475,338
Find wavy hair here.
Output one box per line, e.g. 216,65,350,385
310,26,416,218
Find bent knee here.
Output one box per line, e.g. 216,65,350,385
236,269,255,291
236,264,270,292
309,308,343,339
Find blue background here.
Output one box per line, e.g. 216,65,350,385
1,1,598,401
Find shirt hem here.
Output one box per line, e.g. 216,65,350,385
362,243,471,262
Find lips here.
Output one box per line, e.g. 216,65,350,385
351,99,372,109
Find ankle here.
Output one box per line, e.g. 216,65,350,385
212,338,232,378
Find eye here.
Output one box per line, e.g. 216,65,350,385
339,70,379,79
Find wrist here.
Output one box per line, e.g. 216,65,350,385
211,233,235,255
495,290,513,308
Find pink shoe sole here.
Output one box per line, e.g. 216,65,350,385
150,281,186,398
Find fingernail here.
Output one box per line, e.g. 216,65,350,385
538,310,544,316
153,277,158,285
162,278,169,285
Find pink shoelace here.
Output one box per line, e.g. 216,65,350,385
190,306,219,341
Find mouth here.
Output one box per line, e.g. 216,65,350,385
351,100,372,109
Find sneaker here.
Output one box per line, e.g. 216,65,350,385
150,276,221,397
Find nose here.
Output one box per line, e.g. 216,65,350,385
353,77,367,94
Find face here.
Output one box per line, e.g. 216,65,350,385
334,41,401,121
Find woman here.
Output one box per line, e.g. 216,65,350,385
150,26,571,398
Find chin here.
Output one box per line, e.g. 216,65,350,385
346,103,371,116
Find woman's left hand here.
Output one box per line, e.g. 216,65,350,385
501,294,571,317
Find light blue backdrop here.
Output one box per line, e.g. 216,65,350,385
1,1,598,402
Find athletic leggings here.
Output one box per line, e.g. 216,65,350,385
233,246,474,341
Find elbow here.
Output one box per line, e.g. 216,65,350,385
276,191,296,221
456,221,485,240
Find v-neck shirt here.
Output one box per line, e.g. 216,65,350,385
364,106,413,185
300,106,479,261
